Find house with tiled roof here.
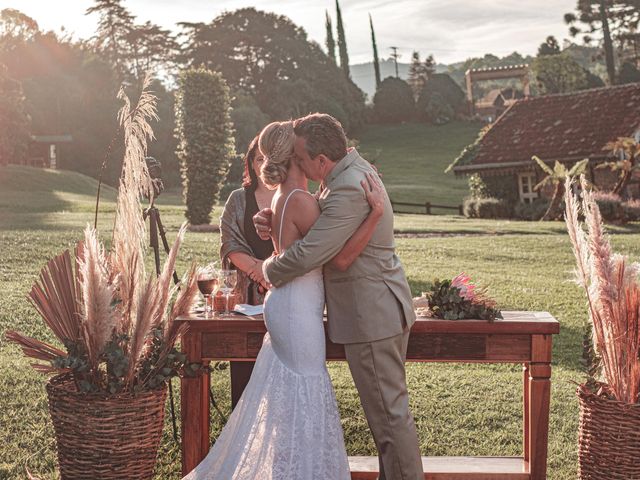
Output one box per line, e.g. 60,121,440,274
449,83,640,203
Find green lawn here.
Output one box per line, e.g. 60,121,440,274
356,121,482,208
2,159,639,479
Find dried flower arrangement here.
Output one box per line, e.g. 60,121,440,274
413,273,501,321
6,76,203,394
564,176,640,404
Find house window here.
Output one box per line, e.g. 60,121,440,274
518,172,538,204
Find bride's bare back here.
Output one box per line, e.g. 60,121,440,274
271,188,320,254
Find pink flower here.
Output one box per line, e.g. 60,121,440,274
452,273,477,301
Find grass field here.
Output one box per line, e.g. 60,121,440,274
2,138,639,479
356,121,482,208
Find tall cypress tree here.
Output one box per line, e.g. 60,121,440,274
369,14,381,89
336,0,350,78
325,10,336,63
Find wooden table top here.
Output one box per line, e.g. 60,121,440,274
176,310,559,335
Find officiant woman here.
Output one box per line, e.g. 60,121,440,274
220,135,275,306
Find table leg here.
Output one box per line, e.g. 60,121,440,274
230,361,255,408
523,363,530,463
528,363,551,480
181,332,211,476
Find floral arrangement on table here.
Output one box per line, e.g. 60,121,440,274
5,76,204,394
564,176,640,404
413,273,501,321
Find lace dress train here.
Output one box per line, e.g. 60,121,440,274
182,268,350,480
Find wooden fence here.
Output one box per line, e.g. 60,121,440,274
390,199,463,216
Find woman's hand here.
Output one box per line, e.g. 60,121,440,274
247,259,265,285
361,172,385,217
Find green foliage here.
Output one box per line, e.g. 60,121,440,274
619,61,640,84
417,73,465,122
463,197,512,219
325,11,336,64
230,90,269,154
538,35,561,56
514,199,551,221
467,173,489,199
0,63,30,165
372,77,415,123
180,8,365,132
176,68,235,225
369,14,381,89
422,278,501,321
532,53,589,94
335,0,349,78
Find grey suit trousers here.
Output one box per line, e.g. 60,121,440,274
344,328,424,480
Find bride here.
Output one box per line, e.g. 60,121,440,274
183,120,386,480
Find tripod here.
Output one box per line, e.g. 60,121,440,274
144,204,179,441
143,203,228,442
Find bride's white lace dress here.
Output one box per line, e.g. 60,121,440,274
183,193,350,480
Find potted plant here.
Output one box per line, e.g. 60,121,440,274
564,176,640,479
6,76,203,480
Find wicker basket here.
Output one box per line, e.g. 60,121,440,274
577,384,640,479
46,373,167,480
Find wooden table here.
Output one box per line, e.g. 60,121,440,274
176,311,559,479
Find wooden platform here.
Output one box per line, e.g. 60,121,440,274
349,456,529,480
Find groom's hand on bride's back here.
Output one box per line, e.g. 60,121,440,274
253,208,273,241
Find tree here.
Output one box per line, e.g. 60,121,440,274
0,8,39,51
597,137,640,195
325,11,336,64
565,0,624,85
408,51,436,99
85,0,134,79
176,68,235,225
618,61,640,83
534,156,589,220
533,53,589,94
369,14,381,89
230,89,270,153
179,9,366,132
416,73,465,122
336,0,350,78
0,63,30,165
372,77,415,123
538,35,561,56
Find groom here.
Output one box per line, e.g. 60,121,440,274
254,113,423,479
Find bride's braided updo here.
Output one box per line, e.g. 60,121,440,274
258,121,295,188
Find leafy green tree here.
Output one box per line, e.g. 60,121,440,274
176,68,235,225
0,63,30,165
336,0,350,78
325,11,336,64
369,14,381,89
597,137,640,195
534,156,589,220
373,77,415,123
533,53,589,94
179,8,365,132
416,73,465,122
618,61,640,84
230,89,270,153
538,35,561,56
0,8,39,51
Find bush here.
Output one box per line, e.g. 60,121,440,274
424,92,454,125
372,77,415,123
514,199,550,221
416,73,465,123
593,191,624,223
622,199,640,221
176,68,236,225
464,197,512,219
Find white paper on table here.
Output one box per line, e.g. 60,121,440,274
233,303,264,316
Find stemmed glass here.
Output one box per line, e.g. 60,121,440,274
197,264,219,318
220,269,238,315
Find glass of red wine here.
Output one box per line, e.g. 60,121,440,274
197,264,219,318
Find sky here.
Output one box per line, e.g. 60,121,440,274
0,0,577,65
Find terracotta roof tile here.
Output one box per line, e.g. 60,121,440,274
470,83,640,166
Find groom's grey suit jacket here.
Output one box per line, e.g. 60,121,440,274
263,149,416,344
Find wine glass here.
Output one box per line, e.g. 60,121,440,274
220,269,238,315
197,264,219,318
